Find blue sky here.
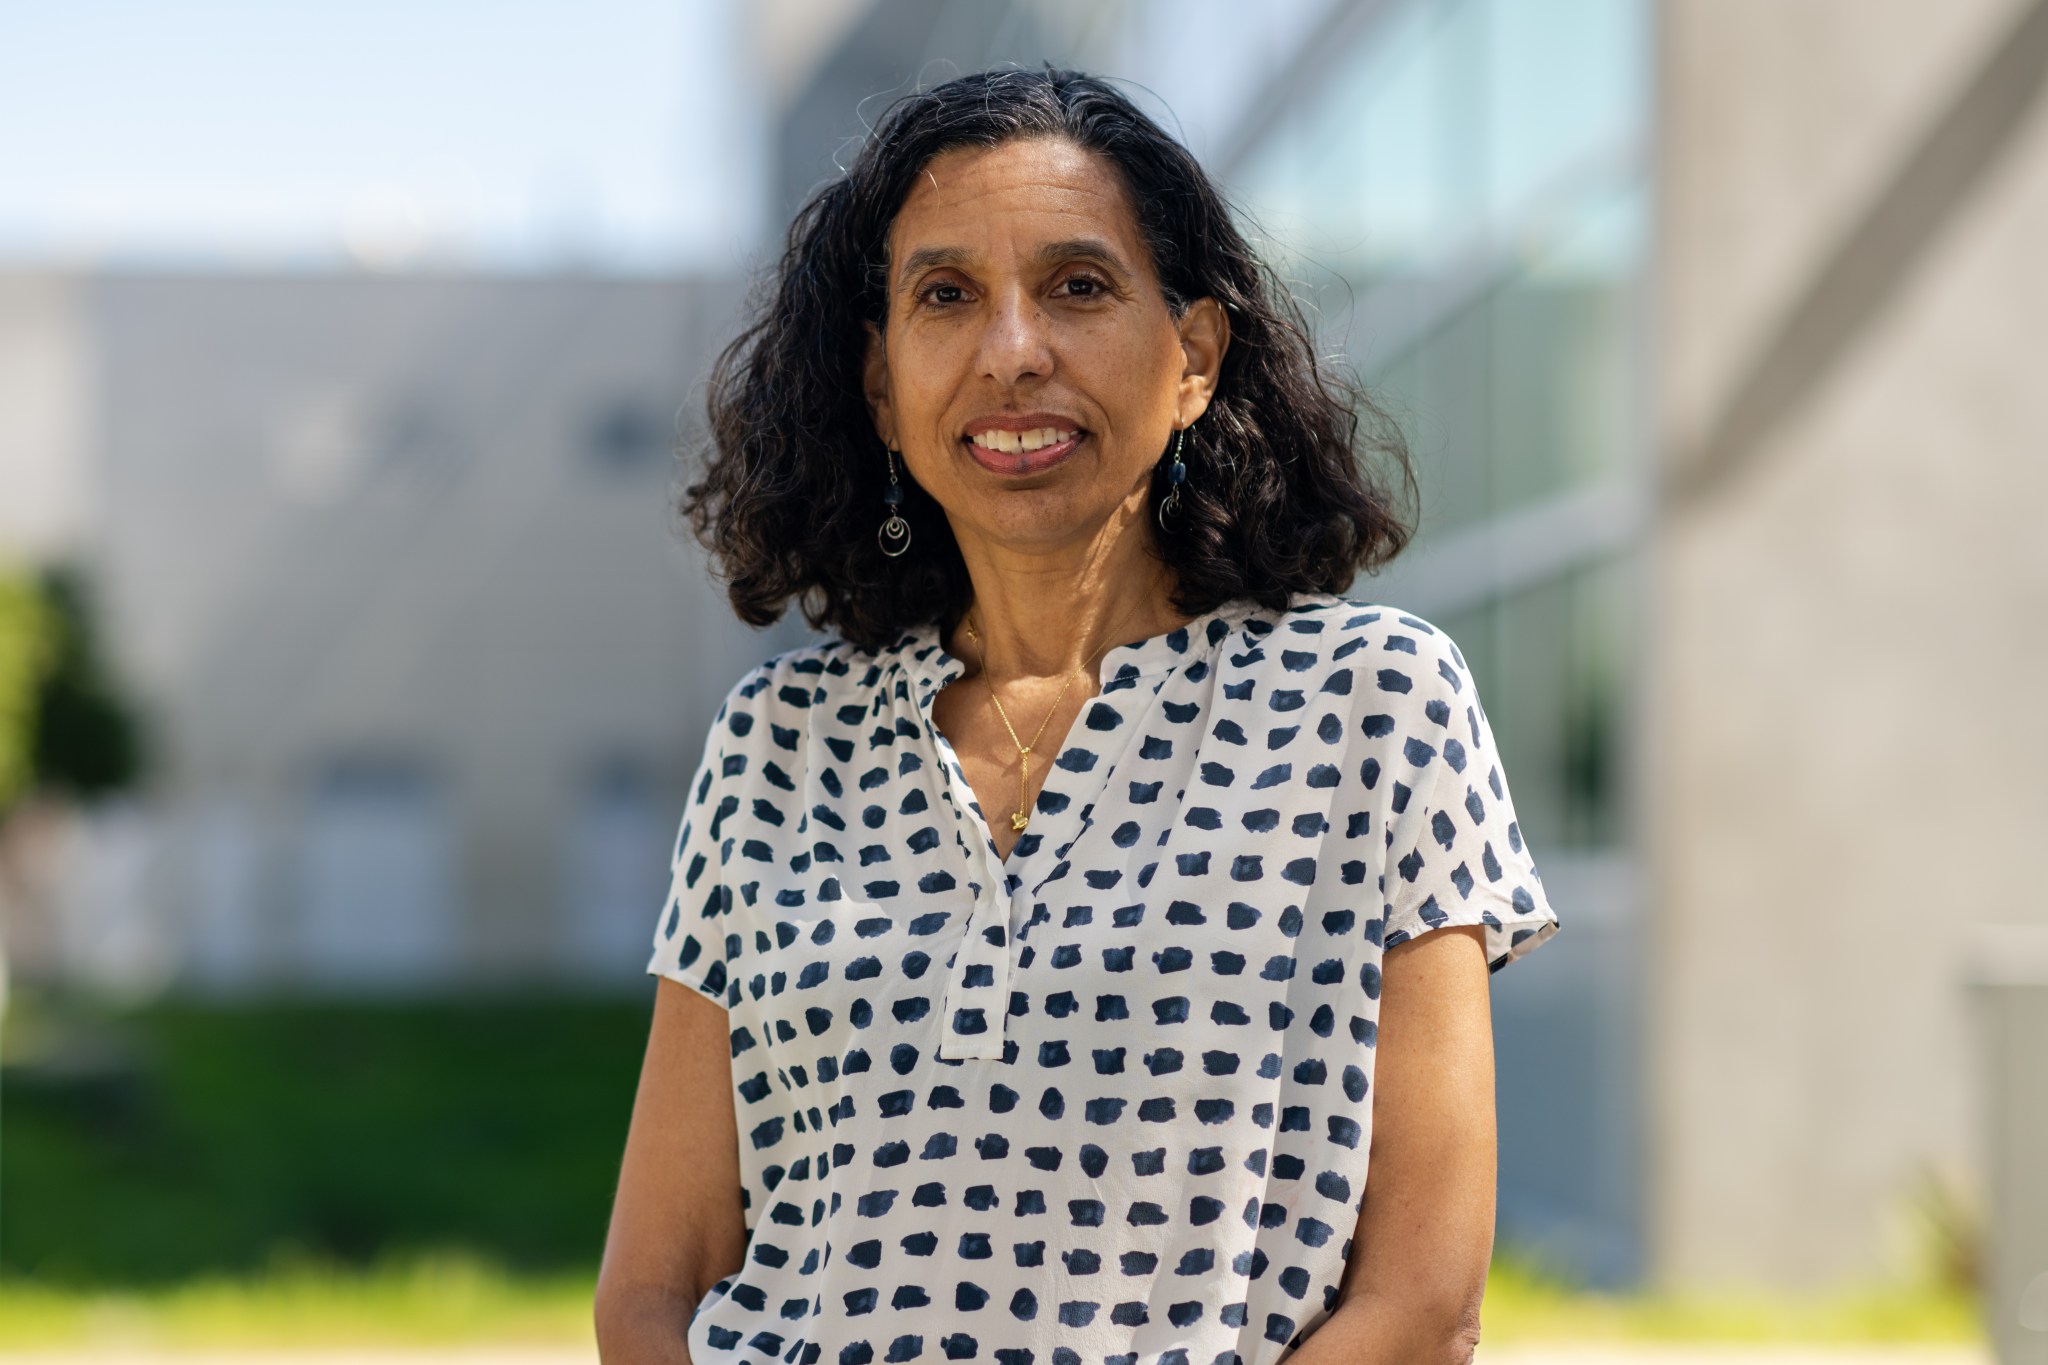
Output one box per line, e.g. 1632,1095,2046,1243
0,1,768,272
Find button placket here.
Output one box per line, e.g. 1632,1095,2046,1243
907,662,1015,1062
936,744,1015,1060
916,675,1164,1061
898,603,1252,1063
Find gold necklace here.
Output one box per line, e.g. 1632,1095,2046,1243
962,609,1076,832
961,597,1150,833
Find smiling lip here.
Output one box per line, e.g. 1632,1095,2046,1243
964,430,1084,476
960,411,1087,477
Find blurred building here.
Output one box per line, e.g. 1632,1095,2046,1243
0,271,813,995
766,0,2048,1300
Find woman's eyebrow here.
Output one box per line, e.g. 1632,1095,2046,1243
1031,237,1132,274
893,238,1134,293
895,245,972,290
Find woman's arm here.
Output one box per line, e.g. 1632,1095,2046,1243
1290,923,1496,1365
594,978,750,1364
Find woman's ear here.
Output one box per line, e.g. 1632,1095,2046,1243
862,320,896,448
1174,297,1231,427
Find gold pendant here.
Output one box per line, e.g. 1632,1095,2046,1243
1010,810,1031,832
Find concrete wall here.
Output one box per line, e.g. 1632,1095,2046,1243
1651,0,2048,1286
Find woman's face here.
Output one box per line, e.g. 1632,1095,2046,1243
863,135,1227,560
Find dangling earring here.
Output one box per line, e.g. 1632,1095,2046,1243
1157,426,1187,530
878,445,912,557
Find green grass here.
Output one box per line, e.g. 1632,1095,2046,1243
0,1248,596,1350
1480,1246,1985,1346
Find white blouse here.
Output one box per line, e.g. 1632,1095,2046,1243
648,590,1560,1365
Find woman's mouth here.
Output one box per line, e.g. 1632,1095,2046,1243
963,425,1084,476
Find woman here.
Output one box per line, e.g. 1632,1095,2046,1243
596,67,1559,1365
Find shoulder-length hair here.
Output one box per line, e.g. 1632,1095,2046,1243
682,65,1416,653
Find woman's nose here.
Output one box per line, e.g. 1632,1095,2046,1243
974,289,1055,385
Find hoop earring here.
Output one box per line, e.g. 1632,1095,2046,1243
1157,426,1187,530
878,446,912,557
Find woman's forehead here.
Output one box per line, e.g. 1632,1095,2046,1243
886,136,1146,272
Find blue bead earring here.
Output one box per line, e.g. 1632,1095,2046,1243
1157,426,1187,530
879,445,912,557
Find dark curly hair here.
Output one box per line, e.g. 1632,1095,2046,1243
681,65,1417,653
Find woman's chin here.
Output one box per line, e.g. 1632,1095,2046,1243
949,489,1152,557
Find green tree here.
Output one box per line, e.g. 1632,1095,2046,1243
29,566,147,800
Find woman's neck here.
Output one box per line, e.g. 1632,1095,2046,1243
946,555,1189,685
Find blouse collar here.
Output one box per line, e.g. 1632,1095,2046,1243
890,596,1264,699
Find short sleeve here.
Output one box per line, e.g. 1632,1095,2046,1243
646,715,737,1006
1381,623,1561,972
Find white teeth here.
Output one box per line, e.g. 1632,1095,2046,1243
970,426,1076,454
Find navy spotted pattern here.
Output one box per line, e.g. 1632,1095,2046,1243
648,592,1559,1364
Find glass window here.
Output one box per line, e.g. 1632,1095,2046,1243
1468,555,1633,852
1230,0,1648,524
1481,0,1648,229
1408,290,1495,539
1231,0,1646,840
1488,180,1645,510
1232,0,1461,285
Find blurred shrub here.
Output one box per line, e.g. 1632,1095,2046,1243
27,565,146,801
2,991,650,1286
0,563,147,815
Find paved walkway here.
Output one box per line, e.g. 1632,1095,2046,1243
1479,1348,1992,1364
0,1346,1998,1364
1,1355,591,1365
0,1354,592,1365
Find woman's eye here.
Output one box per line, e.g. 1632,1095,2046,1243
922,283,965,305
1062,275,1105,297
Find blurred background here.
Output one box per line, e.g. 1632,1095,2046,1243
2,0,2044,1359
